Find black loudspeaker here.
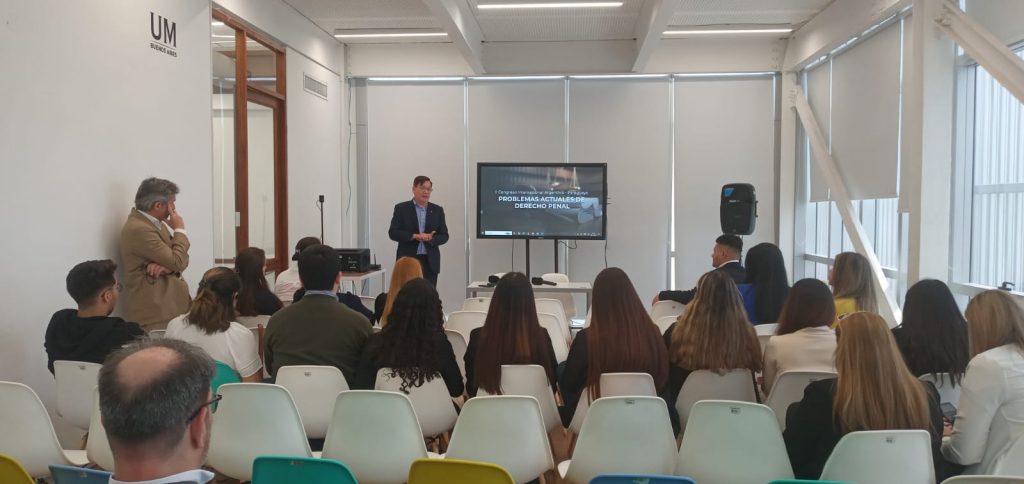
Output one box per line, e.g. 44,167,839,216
720,183,757,235
336,248,371,273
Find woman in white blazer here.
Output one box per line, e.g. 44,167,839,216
762,279,838,394
943,289,1024,475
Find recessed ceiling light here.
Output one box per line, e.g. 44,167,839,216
664,28,792,35
334,31,448,39
478,2,623,10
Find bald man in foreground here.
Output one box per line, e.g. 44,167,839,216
98,338,216,484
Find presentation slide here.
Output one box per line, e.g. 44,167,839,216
477,163,606,240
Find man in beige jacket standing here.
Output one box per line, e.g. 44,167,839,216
120,178,191,330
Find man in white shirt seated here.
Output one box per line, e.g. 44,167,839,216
273,236,321,304
99,338,217,484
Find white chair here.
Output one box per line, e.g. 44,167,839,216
583,307,592,328
537,312,570,363
755,323,778,353
445,311,488,339
943,477,1024,484
655,315,677,335
920,372,962,407
445,329,468,385
478,365,561,432
765,370,837,430
536,297,571,342
236,314,271,329
206,383,312,481
148,329,166,338
676,369,757,433
359,295,377,312
650,300,685,321
568,373,657,434
446,395,554,484
462,297,492,312
0,382,88,478
540,272,576,319
85,388,114,471
375,368,458,438
559,396,677,484
322,390,430,484
53,360,102,430
275,365,350,439
675,400,793,482
819,430,935,484
994,435,1024,476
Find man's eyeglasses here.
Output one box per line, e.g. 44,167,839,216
187,394,223,423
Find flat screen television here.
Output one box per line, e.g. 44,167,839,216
476,163,607,240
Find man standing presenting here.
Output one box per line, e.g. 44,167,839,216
389,176,448,285
120,177,191,330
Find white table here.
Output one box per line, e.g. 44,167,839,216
342,269,386,296
467,281,593,313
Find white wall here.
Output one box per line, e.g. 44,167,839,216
966,0,1024,46
0,0,213,441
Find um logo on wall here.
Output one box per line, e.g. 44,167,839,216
150,12,178,58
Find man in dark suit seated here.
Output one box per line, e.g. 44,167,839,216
264,244,372,384
655,234,746,305
388,175,449,286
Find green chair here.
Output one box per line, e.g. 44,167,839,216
252,456,357,484
210,360,240,411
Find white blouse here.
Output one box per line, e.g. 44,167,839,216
166,316,262,378
942,344,1024,474
762,326,837,394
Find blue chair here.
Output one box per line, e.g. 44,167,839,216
48,464,112,484
252,456,357,484
590,475,697,484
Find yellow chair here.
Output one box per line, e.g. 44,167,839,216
0,454,34,484
408,458,515,484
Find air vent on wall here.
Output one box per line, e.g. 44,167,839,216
303,73,328,100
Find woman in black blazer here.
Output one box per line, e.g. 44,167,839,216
784,312,962,481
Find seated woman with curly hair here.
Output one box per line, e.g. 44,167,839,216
353,278,463,396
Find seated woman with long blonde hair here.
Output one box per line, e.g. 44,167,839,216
376,256,423,327
784,312,959,480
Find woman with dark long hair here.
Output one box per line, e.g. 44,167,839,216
762,279,837,393
166,267,263,382
464,272,558,397
559,267,668,426
891,279,969,382
235,247,282,316
743,242,790,325
354,278,462,396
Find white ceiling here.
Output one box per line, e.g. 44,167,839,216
283,0,835,43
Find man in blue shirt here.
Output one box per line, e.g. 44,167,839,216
388,176,449,286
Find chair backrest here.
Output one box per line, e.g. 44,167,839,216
237,314,271,329
540,273,576,319
446,396,554,483
675,400,794,482
48,464,112,484
446,311,488,338
650,300,685,321
675,369,757,433
756,323,779,354
408,458,515,484
537,312,570,363
252,456,357,484
535,298,571,342
919,373,962,407
275,365,350,439
994,435,1024,476
584,307,592,328
207,383,312,481
375,368,458,438
819,430,935,484
211,360,242,398
942,477,1024,484
359,295,377,312
478,365,562,432
590,475,697,484
86,388,114,471
765,370,837,430
148,329,166,338
445,329,469,385
462,297,493,312
53,360,102,431
0,382,77,477
569,373,658,434
322,390,428,484
654,315,677,335
566,397,677,484
0,454,34,484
